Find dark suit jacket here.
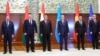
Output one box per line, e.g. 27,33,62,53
40,20,52,35
75,21,86,34
1,21,14,35
58,20,69,35
23,19,37,35
89,20,99,33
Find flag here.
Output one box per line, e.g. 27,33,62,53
74,3,79,42
24,3,29,20
87,3,93,42
6,1,10,17
40,3,45,21
39,3,45,43
55,3,61,43
22,2,29,44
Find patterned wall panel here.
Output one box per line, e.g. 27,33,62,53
74,0,98,13
0,0,26,13
39,0,98,13
0,0,98,13
28,0,40,43
0,0,39,43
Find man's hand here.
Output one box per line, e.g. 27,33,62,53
12,34,14,38
90,32,92,35
99,32,100,34
50,33,53,35
24,33,27,35
58,33,60,35
41,34,43,36
2,35,4,39
85,32,87,35
34,33,37,36
76,33,78,35
68,33,70,35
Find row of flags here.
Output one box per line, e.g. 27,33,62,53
55,3,93,43
74,3,93,42
40,3,93,43
5,1,93,43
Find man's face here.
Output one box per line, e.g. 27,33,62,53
79,16,82,21
6,16,10,21
44,15,48,20
93,15,96,19
28,14,32,19
61,15,65,20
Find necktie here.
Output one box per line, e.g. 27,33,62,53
45,20,47,25
30,20,32,24
62,21,64,25
6,21,9,27
29,19,32,24
80,21,82,25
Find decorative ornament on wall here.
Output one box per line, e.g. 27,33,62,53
0,0,27,13
39,0,98,13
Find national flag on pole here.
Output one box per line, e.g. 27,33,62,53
55,3,61,43
39,2,45,43
74,3,79,42
22,2,29,44
87,3,93,42
40,3,45,21
24,3,29,20
6,1,10,17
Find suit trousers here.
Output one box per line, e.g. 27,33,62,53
92,33,99,49
3,34,12,53
77,34,85,50
60,34,68,50
26,34,34,52
42,34,51,51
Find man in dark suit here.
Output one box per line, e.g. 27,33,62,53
23,13,37,53
40,15,52,52
58,15,69,51
89,14,99,49
1,16,14,54
75,16,86,50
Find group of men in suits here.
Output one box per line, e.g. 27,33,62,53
1,13,100,54
1,13,53,54
75,14,100,50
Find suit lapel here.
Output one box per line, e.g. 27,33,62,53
61,21,65,26
28,20,32,25
93,20,97,26
44,20,48,26
4,21,8,27
79,21,83,26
